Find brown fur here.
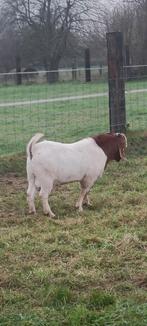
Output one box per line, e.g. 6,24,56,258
92,132,127,164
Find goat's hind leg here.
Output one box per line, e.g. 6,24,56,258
27,177,36,214
39,180,55,218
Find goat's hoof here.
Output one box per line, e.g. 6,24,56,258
75,202,79,208
44,211,56,218
29,209,36,215
85,202,92,207
78,207,83,213
50,213,56,218
83,199,92,207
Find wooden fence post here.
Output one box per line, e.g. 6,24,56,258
124,44,131,80
85,48,91,82
125,45,130,66
106,32,126,133
72,57,77,81
16,55,22,85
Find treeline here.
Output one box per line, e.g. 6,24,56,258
0,0,147,73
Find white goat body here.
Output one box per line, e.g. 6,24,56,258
26,133,107,217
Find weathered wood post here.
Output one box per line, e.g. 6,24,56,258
99,63,103,77
106,32,126,133
16,55,22,85
125,45,130,66
72,57,77,81
85,48,91,82
124,44,131,80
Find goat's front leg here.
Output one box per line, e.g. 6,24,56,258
83,194,92,206
76,177,94,212
75,193,90,209
76,188,88,212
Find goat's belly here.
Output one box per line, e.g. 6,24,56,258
54,169,86,184
54,164,105,185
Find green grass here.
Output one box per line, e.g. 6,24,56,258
0,132,147,325
0,80,147,155
0,78,146,102
0,80,109,156
0,95,109,155
0,81,108,102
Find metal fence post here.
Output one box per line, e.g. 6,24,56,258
85,48,91,82
106,32,126,133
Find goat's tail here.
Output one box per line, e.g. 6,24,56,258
27,133,44,159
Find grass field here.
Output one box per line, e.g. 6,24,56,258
0,132,147,325
0,79,147,155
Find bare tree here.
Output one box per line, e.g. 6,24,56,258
133,0,147,64
0,3,22,72
107,0,147,65
2,0,103,81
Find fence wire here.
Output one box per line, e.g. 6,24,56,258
0,67,109,156
0,65,147,156
124,65,147,131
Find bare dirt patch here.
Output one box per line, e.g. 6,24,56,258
0,174,27,191
0,174,27,222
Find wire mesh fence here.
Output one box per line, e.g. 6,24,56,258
0,67,109,156
125,65,147,131
0,65,147,156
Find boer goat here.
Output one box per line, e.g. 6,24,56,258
26,132,127,217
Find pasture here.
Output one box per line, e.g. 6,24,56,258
0,132,147,325
0,79,147,155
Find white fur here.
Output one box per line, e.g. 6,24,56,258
26,134,107,217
